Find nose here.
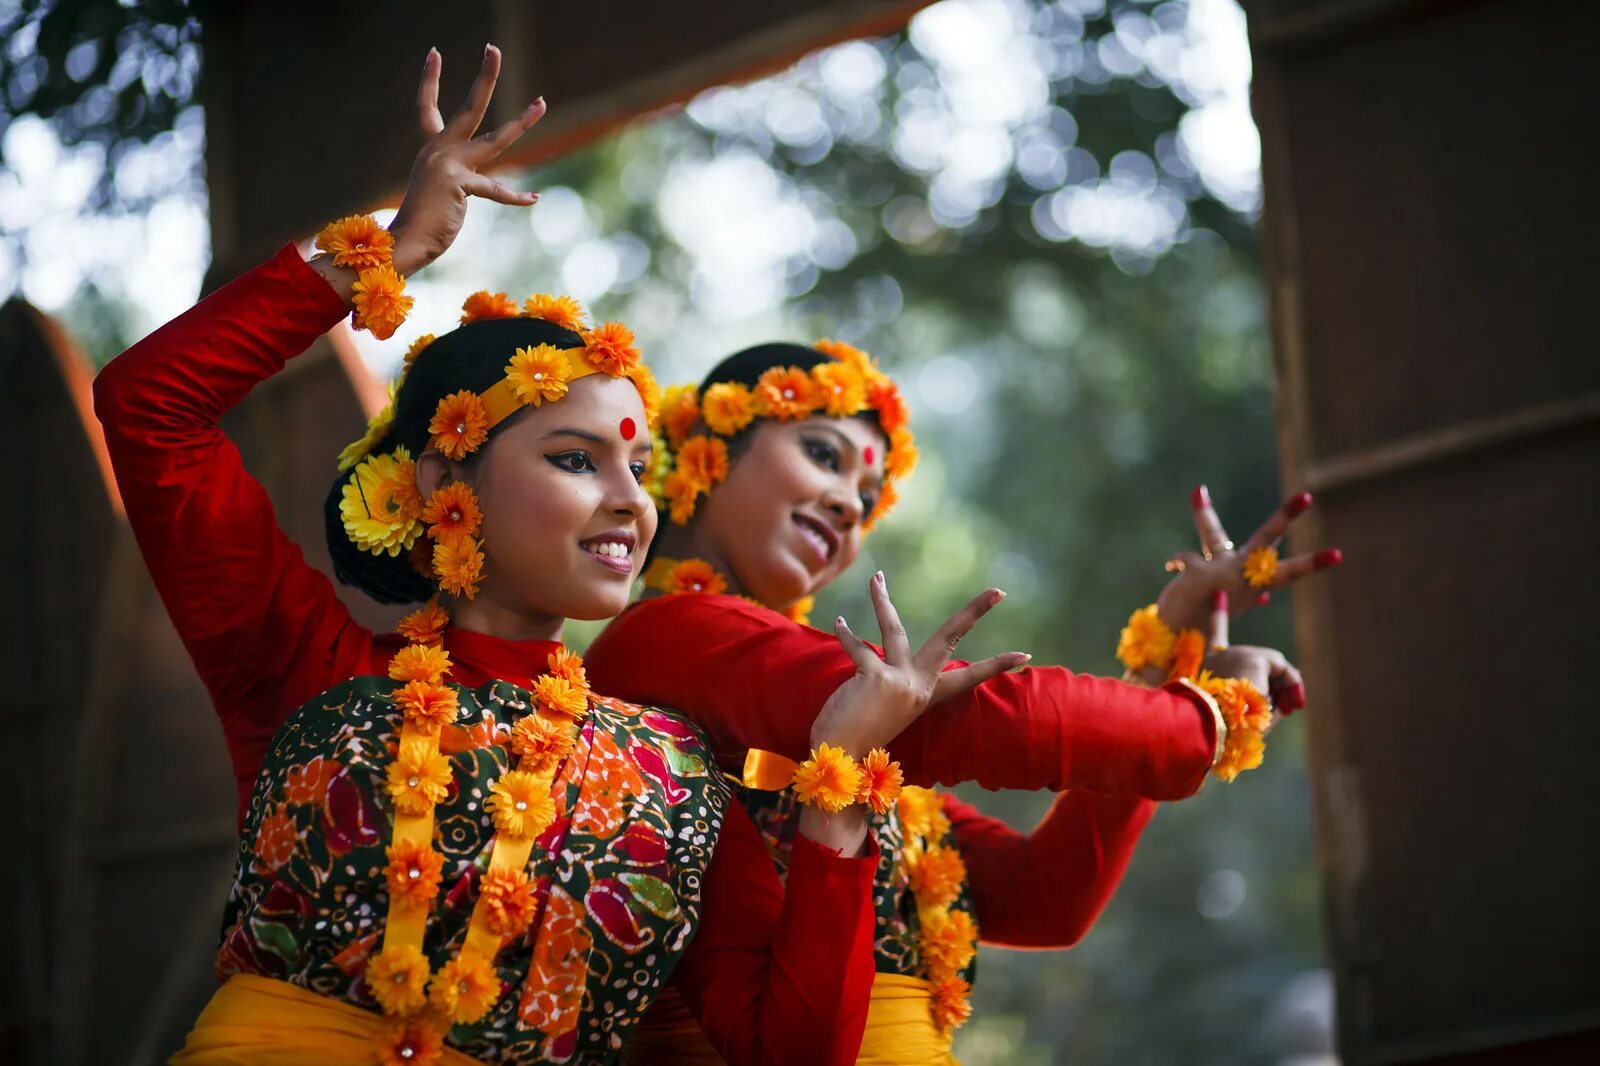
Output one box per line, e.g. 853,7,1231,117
606,463,651,520
820,478,864,529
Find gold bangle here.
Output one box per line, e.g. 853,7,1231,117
1167,677,1228,770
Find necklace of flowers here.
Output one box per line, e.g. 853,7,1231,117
648,340,918,532
337,291,662,590
895,785,978,1035
366,600,593,1065
315,214,414,341
1116,605,1272,782
642,555,813,626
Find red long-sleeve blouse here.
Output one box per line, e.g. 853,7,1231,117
91,244,878,1063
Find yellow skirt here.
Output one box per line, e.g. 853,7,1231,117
621,972,956,1065
170,974,478,1065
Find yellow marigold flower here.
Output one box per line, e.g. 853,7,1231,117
383,838,444,911
1116,604,1177,673
389,642,452,684
460,290,518,324
815,338,884,386
1213,724,1265,782
433,533,485,600
487,770,557,840
919,904,979,978
885,426,918,481
628,364,662,429
930,974,973,1032
352,263,412,341
755,366,820,421
668,559,725,596
534,673,589,719
396,599,449,646
315,214,394,271
854,748,904,815
393,679,459,735
866,379,909,435
341,448,424,556
660,384,702,449
428,390,489,461
376,1018,443,1066
422,482,483,542
897,786,943,841
1168,628,1207,682
479,866,537,937
336,398,397,473
506,344,570,407
428,953,501,1025
1243,545,1280,588
907,844,967,909
811,360,868,417
509,714,577,774
862,479,898,533
403,333,436,366
676,435,729,489
366,945,431,1015
784,596,814,626
793,743,863,814
701,381,757,436
386,739,452,816
664,470,702,525
547,648,588,689
522,293,587,332
583,321,641,376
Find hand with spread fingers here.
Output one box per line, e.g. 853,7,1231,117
1196,590,1303,717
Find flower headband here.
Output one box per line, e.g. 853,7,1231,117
651,340,917,530
336,290,661,599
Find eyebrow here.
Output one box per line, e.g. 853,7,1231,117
808,424,884,482
543,426,653,452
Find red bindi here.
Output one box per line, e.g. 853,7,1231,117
619,417,636,441
863,446,875,466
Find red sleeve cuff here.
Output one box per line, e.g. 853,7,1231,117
788,832,882,879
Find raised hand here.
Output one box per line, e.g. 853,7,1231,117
1196,589,1304,717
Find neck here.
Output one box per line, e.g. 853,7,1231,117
446,590,566,644
651,524,744,598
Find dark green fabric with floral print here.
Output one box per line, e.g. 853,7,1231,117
216,674,729,1062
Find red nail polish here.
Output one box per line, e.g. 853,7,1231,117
1211,589,1228,611
1191,485,1210,509
1279,682,1306,713
1284,491,1313,518
1255,592,1270,607
1314,548,1343,568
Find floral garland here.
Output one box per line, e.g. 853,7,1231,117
369,601,591,1064
337,291,663,601
642,555,814,626
650,340,918,531
791,743,904,814
897,786,977,1034
1115,604,1271,782
316,215,413,341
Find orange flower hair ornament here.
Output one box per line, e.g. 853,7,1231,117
651,339,917,529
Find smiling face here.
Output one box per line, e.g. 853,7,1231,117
691,415,888,608
419,374,656,628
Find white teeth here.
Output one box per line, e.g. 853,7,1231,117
586,541,630,558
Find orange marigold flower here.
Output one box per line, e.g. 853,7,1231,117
366,945,431,1015
701,381,757,436
547,648,588,689
384,838,445,911
897,786,943,841
403,333,436,366
522,293,587,332
487,770,557,840
433,533,485,600
389,642,452,684
854,748,904,815
509,714,577,774
668,559,726,597
783,596,814,626
393,680,459,735
408,538,435,579
460,290,518,324
534,673,589,719
885,426,919,481
583,321,641,376
479,866,538,937
315,214,394,271
396,599,449,646
340,448,424,556
811,360,869,417
660,384,702,449
919,904,979,978
862,479,898,533
792,743,863,814
386,739,453,815
506,344,570,407
663,470,702,525
422,482,483,541
429,953,501,1025
1168,628,1207,682
1214,724,1266,782
675,435,728,489
754,366,820,421
252,803,298,873
376,1018,443,1066
930,974,973,1032
815,338,883,385
1116,604,1177,673
427,391,489,461
352,263,413,341
1243,545,1280,588
907,844,967,909
866,379,908,435
628,364,662,429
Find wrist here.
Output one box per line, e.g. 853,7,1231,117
389,226,430,279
